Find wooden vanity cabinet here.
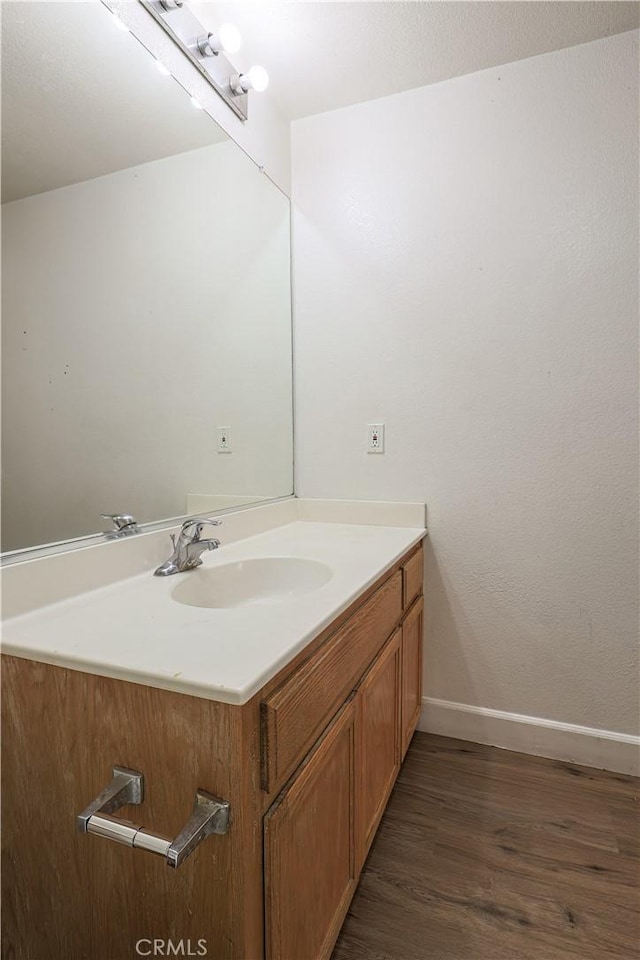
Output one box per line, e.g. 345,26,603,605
264,699,358,960
1,660,268,960
260,570,402,796
356,628,401,868
262,544,424,960
1,541,424,960
402,547,423,609
401,597,424,757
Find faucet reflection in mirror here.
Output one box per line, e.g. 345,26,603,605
101,513,141,539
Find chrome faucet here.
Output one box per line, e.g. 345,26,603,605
154,518,222,577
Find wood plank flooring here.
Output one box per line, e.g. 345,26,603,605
332,733,639,960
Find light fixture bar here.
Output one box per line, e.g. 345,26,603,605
139,0,250,121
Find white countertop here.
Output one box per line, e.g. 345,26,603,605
2,520,425,704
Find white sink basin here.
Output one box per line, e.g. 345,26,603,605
171,557,333,609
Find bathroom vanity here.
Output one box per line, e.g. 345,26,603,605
2,506,425,960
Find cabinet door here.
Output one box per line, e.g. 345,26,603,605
264,698,357,960
357,629,401,868
401,598,424,757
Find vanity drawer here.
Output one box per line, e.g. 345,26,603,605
402,546,423,609
261,570,402,794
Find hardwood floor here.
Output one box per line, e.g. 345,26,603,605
332,733,639,960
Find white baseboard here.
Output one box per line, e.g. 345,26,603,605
419,697,640,776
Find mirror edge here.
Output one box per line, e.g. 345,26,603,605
0,495,297,567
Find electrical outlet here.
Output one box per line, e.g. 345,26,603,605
217,426,232,453
367,423,385,454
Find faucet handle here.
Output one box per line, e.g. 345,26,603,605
181,517,222,540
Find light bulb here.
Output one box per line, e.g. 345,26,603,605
231,65,269,95
218,23,242,55
155,60,171,76
246,65,269,92
199,23,242,57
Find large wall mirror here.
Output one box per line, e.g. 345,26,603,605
1,0,293,556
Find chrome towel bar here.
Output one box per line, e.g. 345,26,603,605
77,766,230,868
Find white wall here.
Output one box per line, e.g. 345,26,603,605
2,140,293,551
292,32,639,739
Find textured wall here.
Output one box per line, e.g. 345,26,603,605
292,32,639,734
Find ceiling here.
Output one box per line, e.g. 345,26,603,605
193,1,640,120
1,1,226,203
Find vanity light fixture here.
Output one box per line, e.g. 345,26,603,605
140,0,268,121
